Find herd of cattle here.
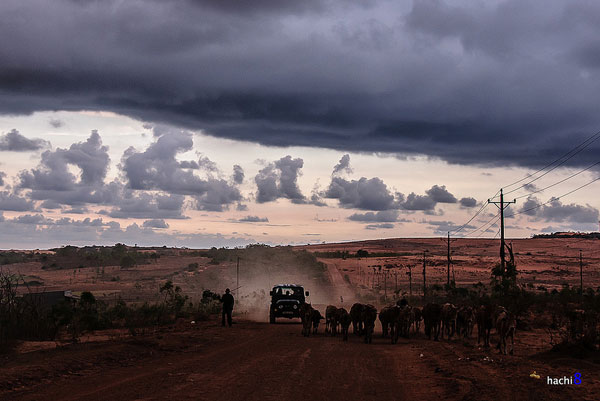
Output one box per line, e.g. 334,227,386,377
298,300,517,354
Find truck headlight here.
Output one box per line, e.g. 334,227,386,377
279,305,283,309
293,305,298,309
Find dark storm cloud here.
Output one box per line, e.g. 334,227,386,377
0,129,49,151
255,156,307,204
2,1,600,167
519,196,599,223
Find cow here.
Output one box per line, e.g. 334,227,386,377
326,305,339,336
379,306,395,337
361,304,378,344
440,303,458,340
299,303,314,337
412,307,422,333
495,309,516,355
396,305,414,340
422,303,442,341
476,304,495,347
456,306,474,339
311,309,324,334
336,307,352,341
350,303,365,335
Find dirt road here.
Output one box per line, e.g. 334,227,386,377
1,320,598,401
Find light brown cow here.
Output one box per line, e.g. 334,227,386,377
441,303,458,340
456,306,474,339
300,303,314,337
496,310,516,355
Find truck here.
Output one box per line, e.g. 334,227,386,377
269,284,309,323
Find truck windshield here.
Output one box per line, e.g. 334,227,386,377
274,287,302,297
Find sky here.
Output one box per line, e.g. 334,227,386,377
0,0,600,249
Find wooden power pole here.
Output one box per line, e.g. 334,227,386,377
488,189,516,274
422,251,427,298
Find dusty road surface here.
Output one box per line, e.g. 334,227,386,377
1,319,599,401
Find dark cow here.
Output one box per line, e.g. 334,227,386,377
311,309,324,334
440,303,458,340
361,304,378,344
379,306,395,338
396,305,414,340
476,304,495,347
422,303,442,341
300,303,314,337
336,307,351,341
456,306,474,339
350,303,365,335
496,309,516,355
412,307,422,333
326,305,339,335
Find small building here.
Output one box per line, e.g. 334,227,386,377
21,290,78,310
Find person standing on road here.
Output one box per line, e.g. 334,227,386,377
221,288,234,327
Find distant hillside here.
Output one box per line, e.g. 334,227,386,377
532,231,600,239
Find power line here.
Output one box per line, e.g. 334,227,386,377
498,130,600,196
449,201,490,234
513,161,600,200
505,176,600,219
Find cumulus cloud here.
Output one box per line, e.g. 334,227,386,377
0,171,5,186
121,131,242,211
365,223,394,230
426,220,476,235
426,185,457,203
238,215,269,223
49,118,64,128
18,130,116,205
0,129,49,151
401,193,436,211
232,164,244,184
255,155,307,204
348,210,399,222
143,219,169,229
459,197,477,208
104,192,187,219
0,190,36,211
332,154,352,175
325,176,401,210
520,197,599,223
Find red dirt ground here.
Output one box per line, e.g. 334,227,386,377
1,319,598,401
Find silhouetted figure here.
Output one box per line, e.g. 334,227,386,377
221,288,234,327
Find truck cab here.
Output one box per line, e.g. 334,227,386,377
269,284,309,323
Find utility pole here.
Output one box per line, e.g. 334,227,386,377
580,250,583,299
422,251,427,298
488,189,516,274
384,271,387,300
408,265,413,297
